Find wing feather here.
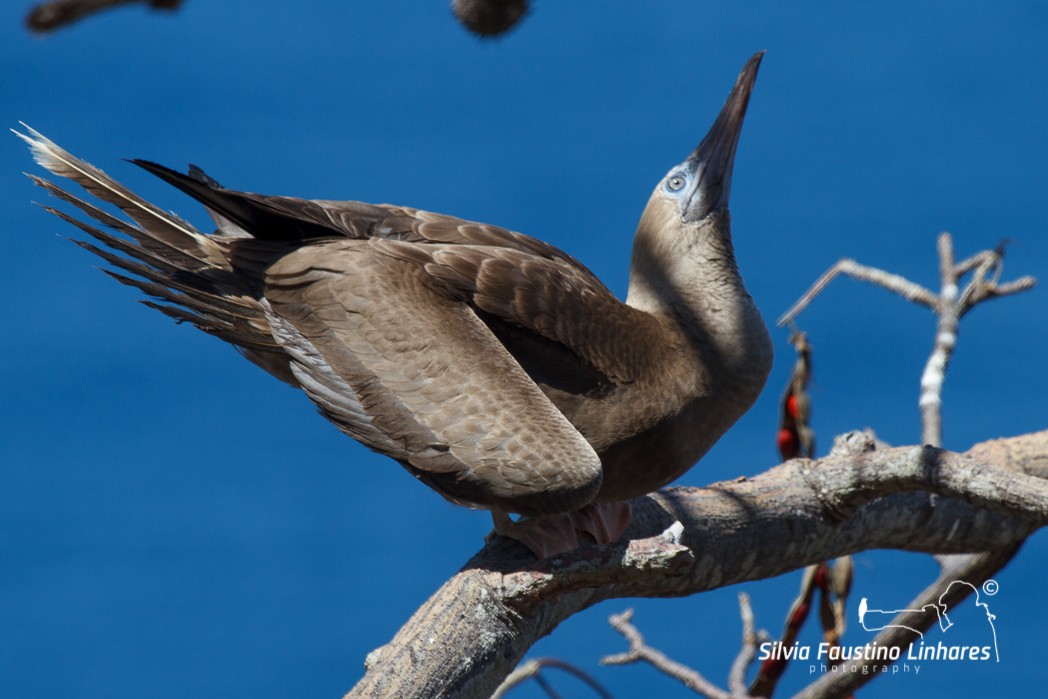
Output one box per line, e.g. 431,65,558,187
264,240,603,516
21,128,662,515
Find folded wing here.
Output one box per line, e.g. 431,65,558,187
19,127,663,516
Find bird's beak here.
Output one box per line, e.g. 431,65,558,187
682,51,763,222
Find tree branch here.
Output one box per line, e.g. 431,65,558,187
599,594,762,698
25,0,181,33
777,258,938,326
602,608,730,698
346,430,1048,698
777,234,1035,447
729,594,763,696
492,657,613,699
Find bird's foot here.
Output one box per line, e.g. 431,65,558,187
489,501,632,559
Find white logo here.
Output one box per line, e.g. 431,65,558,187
858,579,999,662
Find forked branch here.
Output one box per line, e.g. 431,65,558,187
778,233,1035,447
601,596,766,699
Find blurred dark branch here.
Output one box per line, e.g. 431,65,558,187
452,0,529,37
26,0,182,33
24,0,532,38
26,0,532,38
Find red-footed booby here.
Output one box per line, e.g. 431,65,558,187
17,52,772,558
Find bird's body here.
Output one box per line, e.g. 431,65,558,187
19,53,771,557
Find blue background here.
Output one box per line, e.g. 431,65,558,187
2,2,1046,697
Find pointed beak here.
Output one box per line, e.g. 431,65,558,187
683,51,763,222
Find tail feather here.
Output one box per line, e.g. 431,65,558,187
19,125,296,385
45,204,193,278
131,158,343,242
142,300,224,330
15,124,217,264
90,246,255,320
31,174,209,272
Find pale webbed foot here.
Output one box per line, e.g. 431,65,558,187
490,501,633,558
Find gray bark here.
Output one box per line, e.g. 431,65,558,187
347,430,1047,698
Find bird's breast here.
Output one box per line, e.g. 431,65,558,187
540,338,767,503
592,378,763,501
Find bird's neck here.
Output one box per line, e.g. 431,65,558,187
625,209,772,385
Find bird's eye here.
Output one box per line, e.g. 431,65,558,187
667,174,686,191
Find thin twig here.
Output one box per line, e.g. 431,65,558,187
603,609,729,699
961,275,1037,314
937,231,956,289
777,258,938,326
956,243,999,312
728,594,764,696
604,598,766,699
953,249,996,278
493,657,614,699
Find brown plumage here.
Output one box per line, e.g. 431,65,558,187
17,52,772,557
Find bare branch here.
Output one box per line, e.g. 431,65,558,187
492,657,613,699
779,234,1035,447
918,305,956,447
26,0,181,33
956,244,1000,311
961,275,1037,314
953,249,997,278
925,233,961,449
603,609,728,698
491,660,545,699
604,593,764,698
937,231,956,289
346,430,1047,697
778,258,939,326
728,594,764,696
921,234,1036,445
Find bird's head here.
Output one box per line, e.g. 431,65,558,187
653,51,761,230
628,52,763,312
